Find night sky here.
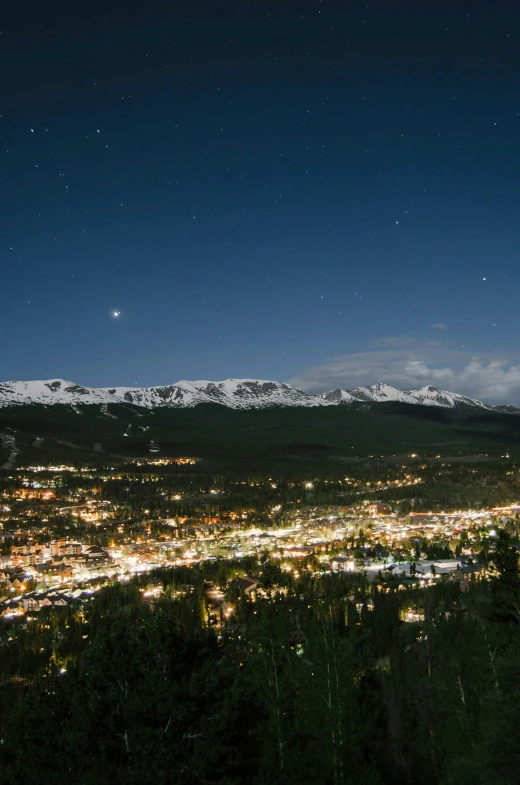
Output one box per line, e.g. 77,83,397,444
3,1,520,402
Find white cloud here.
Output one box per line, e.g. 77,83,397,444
288,339,520,404
430,322,449,330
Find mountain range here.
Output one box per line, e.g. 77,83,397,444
0,378,517,414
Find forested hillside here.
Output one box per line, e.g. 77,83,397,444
2,402,520,469
1,533,519,785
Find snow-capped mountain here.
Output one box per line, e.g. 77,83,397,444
322,383,494,411
0,378,332,410
319,388,358,405
112,379,333,409
0,378,515,413
325,383,419,405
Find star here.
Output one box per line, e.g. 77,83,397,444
112,311,121,318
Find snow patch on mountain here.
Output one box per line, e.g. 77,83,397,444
320,388,358,404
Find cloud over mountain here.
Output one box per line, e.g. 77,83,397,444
288,340,520,405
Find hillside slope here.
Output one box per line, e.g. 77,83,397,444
1,401,520,468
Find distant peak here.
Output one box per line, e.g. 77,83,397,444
416,385,440,394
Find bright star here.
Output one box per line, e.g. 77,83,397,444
112,311,121,318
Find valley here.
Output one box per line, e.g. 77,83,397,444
2,383,520,784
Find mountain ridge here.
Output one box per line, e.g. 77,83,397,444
0,378,517,414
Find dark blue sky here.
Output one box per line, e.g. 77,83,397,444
2,0,520,402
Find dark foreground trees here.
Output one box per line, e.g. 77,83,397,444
1,538,520,785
